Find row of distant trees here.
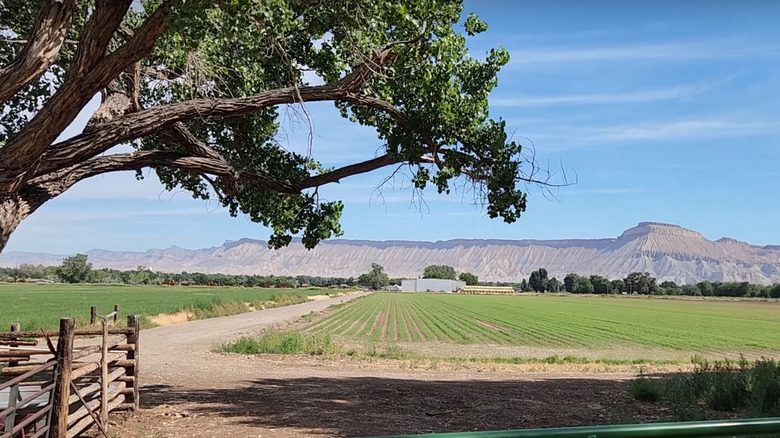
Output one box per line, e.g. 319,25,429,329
5,256,780,298
356,264,480,290
0,254,356,288
483,268,780,298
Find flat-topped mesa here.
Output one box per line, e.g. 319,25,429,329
4,221,780,284
617,222,705,241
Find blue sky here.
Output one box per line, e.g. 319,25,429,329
7,0,780,253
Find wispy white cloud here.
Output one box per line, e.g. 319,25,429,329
491,79,730,107
586,119,777,142
524,118,779,148
508,39,779,66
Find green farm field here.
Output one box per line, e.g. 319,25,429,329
303,293,780,360
0,283,333,331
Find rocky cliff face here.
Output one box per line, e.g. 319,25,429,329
3,222,780,284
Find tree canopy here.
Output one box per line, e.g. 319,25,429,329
458,271,478,285
57,253,92,283
528,267,548,292
357,263,389,290
422,264,457,280
0,0,556,252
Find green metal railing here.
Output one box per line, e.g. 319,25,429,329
363,417,780,438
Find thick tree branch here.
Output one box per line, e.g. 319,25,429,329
0,0,178,190
128,62,141,111
67,0,134,80
162,123,226,162
32,148,406,198
295,154,399,190
97,0,177,77
28,34,408,193
40,86,404,177
0,0,77,103
31,151,296,194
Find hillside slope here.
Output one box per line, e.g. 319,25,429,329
3,222,779,284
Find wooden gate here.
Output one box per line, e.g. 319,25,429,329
0,315,140,438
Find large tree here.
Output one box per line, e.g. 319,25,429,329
57,253,92,283
422,264,456,280
458,271,478,286
528,267,548,292
358,263,389,290
0,1,554,253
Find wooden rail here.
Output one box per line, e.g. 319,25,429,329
0,312,140,438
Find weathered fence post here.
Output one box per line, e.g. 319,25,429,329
4,323,21,434
9,323,20,367
113,305,119,323
50,318,75,438
126,315,140,410
90,306,96,325
100,318,109,428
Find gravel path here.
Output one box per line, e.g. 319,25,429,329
141,292,370,384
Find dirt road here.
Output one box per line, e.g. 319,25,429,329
141,292,371,383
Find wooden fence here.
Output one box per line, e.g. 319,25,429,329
0,315,140,438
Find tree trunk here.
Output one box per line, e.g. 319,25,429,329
0,192,48,253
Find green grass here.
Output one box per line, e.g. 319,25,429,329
466,356,680,366
629,357,780,420
0,283,332,331
303,293,780,352
215,330,338,355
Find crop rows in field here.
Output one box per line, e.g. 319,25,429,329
304,293,780,351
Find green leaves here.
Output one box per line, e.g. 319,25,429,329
2,0,535,252
463,12,488,36
139,0,530,248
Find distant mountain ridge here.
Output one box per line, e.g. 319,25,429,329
3,222,780,284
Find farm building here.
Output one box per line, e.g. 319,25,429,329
400,278,466,292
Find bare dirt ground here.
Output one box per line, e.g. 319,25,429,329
106,293,674,438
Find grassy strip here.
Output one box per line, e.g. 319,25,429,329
178,293,313,320
217,329,690,366
469,355,682,366
628,356,780,421
215,331,338,355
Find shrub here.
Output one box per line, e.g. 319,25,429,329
628,356,780,421
364,343,408,359
628,377,662,402
216,330,337,355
